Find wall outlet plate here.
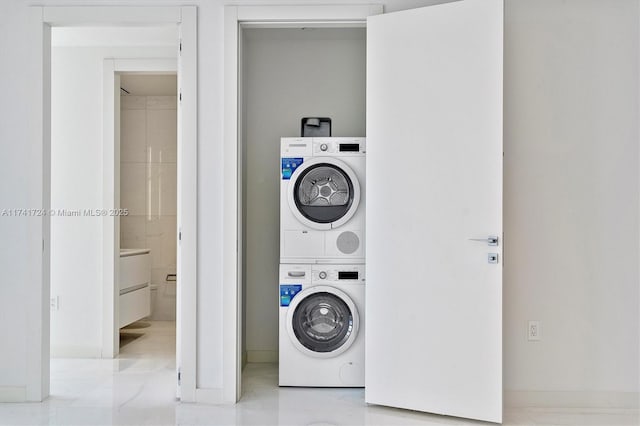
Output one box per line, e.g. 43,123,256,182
528,320,540,341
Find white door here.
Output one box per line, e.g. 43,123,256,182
365,0,503,423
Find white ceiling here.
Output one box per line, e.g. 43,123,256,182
120,74,177,96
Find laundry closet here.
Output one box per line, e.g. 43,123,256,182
235,2,503,422
240,27,366,366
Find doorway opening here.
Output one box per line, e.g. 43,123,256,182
47,24,183,401
238,25,366,394
32,5,197,403
226,4,504,423
118,73,178,358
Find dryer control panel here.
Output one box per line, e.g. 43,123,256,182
313,137,366,156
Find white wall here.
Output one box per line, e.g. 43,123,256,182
242,28,366,362
503,0,639,403
0,0,637,406
49,45,176,357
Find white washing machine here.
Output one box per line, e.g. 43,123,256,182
280,137,365,264
279,263,365,387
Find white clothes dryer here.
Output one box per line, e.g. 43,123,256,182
278,263,365,387
280,137,365,264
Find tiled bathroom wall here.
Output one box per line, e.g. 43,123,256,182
120,95,177,321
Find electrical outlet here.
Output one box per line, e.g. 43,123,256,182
50,296,59,311
528,320,540,341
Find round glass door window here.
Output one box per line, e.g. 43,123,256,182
291,291,354,353
293,163,354,224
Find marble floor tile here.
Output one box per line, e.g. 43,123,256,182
0,321,637,426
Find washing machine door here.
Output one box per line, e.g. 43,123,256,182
287,157,361,230
286,285,359,359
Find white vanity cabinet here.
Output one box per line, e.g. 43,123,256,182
119,249,151,328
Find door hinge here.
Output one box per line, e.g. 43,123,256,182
179,231,182,241
179,92,182,102
179,40,182,53
42,239,45,253
177,369,181,385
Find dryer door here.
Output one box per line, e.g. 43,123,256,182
288,157,361,230
286,285,359,359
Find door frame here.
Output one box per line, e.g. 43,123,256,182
222,4,382,403
29,6,197,402
102,58,178,358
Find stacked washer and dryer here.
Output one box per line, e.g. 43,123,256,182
279,137,366,387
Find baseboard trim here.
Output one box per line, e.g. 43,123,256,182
0,386,27,402
505,391,640,409
247,350,278,363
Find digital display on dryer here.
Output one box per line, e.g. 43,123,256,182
339,144,360,152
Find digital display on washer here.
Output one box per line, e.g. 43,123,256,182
339,143,360,152
338,271,359,280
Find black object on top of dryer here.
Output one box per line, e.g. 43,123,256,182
301,117,331,137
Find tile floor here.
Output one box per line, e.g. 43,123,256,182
0,321,637,426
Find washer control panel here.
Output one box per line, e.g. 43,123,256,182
311,265,365,283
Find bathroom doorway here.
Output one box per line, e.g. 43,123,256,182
46,22,193,403
118,73,178,358
31,6,197,402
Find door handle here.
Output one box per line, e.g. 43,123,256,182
468,236,498,246
287,271,306,278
